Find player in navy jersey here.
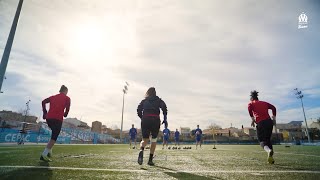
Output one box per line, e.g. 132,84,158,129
195,125,202,149
137,87,168,166
129,124,137,149
162,127,170,149
174,129,180,146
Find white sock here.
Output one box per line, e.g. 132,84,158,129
42,148,50,156
264,146,271,153
49,149,52,154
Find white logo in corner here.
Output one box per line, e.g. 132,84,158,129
298,12,308,29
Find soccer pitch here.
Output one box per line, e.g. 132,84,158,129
0,144,319,180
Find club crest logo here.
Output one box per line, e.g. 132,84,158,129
298,12,308,29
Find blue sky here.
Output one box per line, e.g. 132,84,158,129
0,0,319,130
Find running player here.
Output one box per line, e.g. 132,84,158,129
129,124,137,149
174,129,180,146
41,85,71,162
162,127,170,149
248,90,276,164
137,87,168,166
195,125,202,149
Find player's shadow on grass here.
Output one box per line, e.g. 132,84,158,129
272,164,310,171
39,161,50,167
155,165,223,180
0,168,53,180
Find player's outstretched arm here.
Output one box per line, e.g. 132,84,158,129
160,99,167,116
42,97,50,119
137,100,144,119
160,99,168,128
64,97,71,117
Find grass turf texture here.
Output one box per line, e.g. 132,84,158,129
0,144,319,180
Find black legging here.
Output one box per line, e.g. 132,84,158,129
256,119,273,150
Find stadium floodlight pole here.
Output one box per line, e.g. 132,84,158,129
120,82,129,143
23,99,31,122
294,88,311,143
0,0,24,92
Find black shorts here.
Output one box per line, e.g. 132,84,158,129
46,119,62,141
256,119,273,142
141,116,161,139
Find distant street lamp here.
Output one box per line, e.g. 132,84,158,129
294,88,311,143
120,82,129,143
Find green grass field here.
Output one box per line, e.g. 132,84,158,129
0,144,319,180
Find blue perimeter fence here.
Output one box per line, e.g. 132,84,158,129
0,123,120,144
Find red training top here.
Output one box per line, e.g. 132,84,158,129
42,93,71,121
248,100,276,123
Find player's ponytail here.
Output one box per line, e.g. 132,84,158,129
59,85,68,93
145,87,156,98
250,90,259,101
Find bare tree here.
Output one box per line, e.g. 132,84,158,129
110,124,119,130
207,123,222,133
207,123,221,149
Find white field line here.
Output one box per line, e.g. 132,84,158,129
0,166,320,174
275,152,320,158
254,151,320,158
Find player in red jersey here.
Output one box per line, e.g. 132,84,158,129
40,85,71,162
248,90,276,164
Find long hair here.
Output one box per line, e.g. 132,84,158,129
145,87,156,98
250,90,259,101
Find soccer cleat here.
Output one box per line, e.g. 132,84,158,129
133,146,136,149
147,161,155,166
40,155,52,162
268,150,275,164
138,151,144,165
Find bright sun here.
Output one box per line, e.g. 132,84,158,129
66,16,137,69
67,22,114,62
74,24,104,55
